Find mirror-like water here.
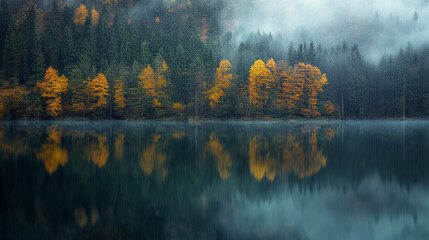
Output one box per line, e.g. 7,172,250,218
1,121,428,239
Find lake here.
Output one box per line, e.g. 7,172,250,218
0,121,428,239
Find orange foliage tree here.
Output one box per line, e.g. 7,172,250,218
37,67,68,118
74,4,89,25
90,9,99,25
205,60,233,108
275,61,304,115
87,73,109,112
0,80,29,119
173,102,185,117
248,59,274,113
138,61,169,112
324,100,335,116
114,79,126,115
295,63,328,117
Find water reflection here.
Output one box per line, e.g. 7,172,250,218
139,134,168,178
206,134,232,179
36,126,68,174
1,121,429,239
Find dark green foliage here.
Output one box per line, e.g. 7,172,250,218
0,0,429,119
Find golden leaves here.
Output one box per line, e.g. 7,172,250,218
205,60,233,108
325,100,335,115
91,9,100,25
114,80,126,110
173,102,186,116
74,4,89,25
139,62,169,109
248,59,274,109
247,59,330,117
87,73,109,111
0,80,29,119
37,67,68,118
294,63,327,117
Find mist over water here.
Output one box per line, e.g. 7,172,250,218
1,121,429,239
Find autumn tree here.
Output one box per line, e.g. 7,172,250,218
173,102,186,117
274,61,304,115
74,4,89,25
205,60,233,108
37,67,68,118
295,63,327,117
114,79,126,116
90,9,99,25
0,80,29,119
324,100,335,116
87,73,109,113
138,60,170,116
248,59,274,113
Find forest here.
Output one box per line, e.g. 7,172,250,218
0,0,428,119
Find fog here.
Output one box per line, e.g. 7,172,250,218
207,175,429,240
221,0,429,61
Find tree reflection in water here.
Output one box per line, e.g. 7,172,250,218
139,134,168,178
36,125,68,174
2,121,428,239
206,134,232,179
249,125,332,181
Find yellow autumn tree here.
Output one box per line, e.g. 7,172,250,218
324,100,335,116
74,4,89,25
173,102,185,117
248,59,274,113
205,60,233,108
138,61,169,110
37,67,68,118
275,61,304,114
87,73,109,112
114,79,126,115
91,9,100,25
0,80,29,119
295,63,328,117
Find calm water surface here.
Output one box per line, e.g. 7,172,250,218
1,121,429,239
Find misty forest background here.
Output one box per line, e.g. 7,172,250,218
1,0,429,119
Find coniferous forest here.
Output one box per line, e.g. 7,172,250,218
1,0,429,119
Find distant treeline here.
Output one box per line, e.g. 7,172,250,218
0,0,428,119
